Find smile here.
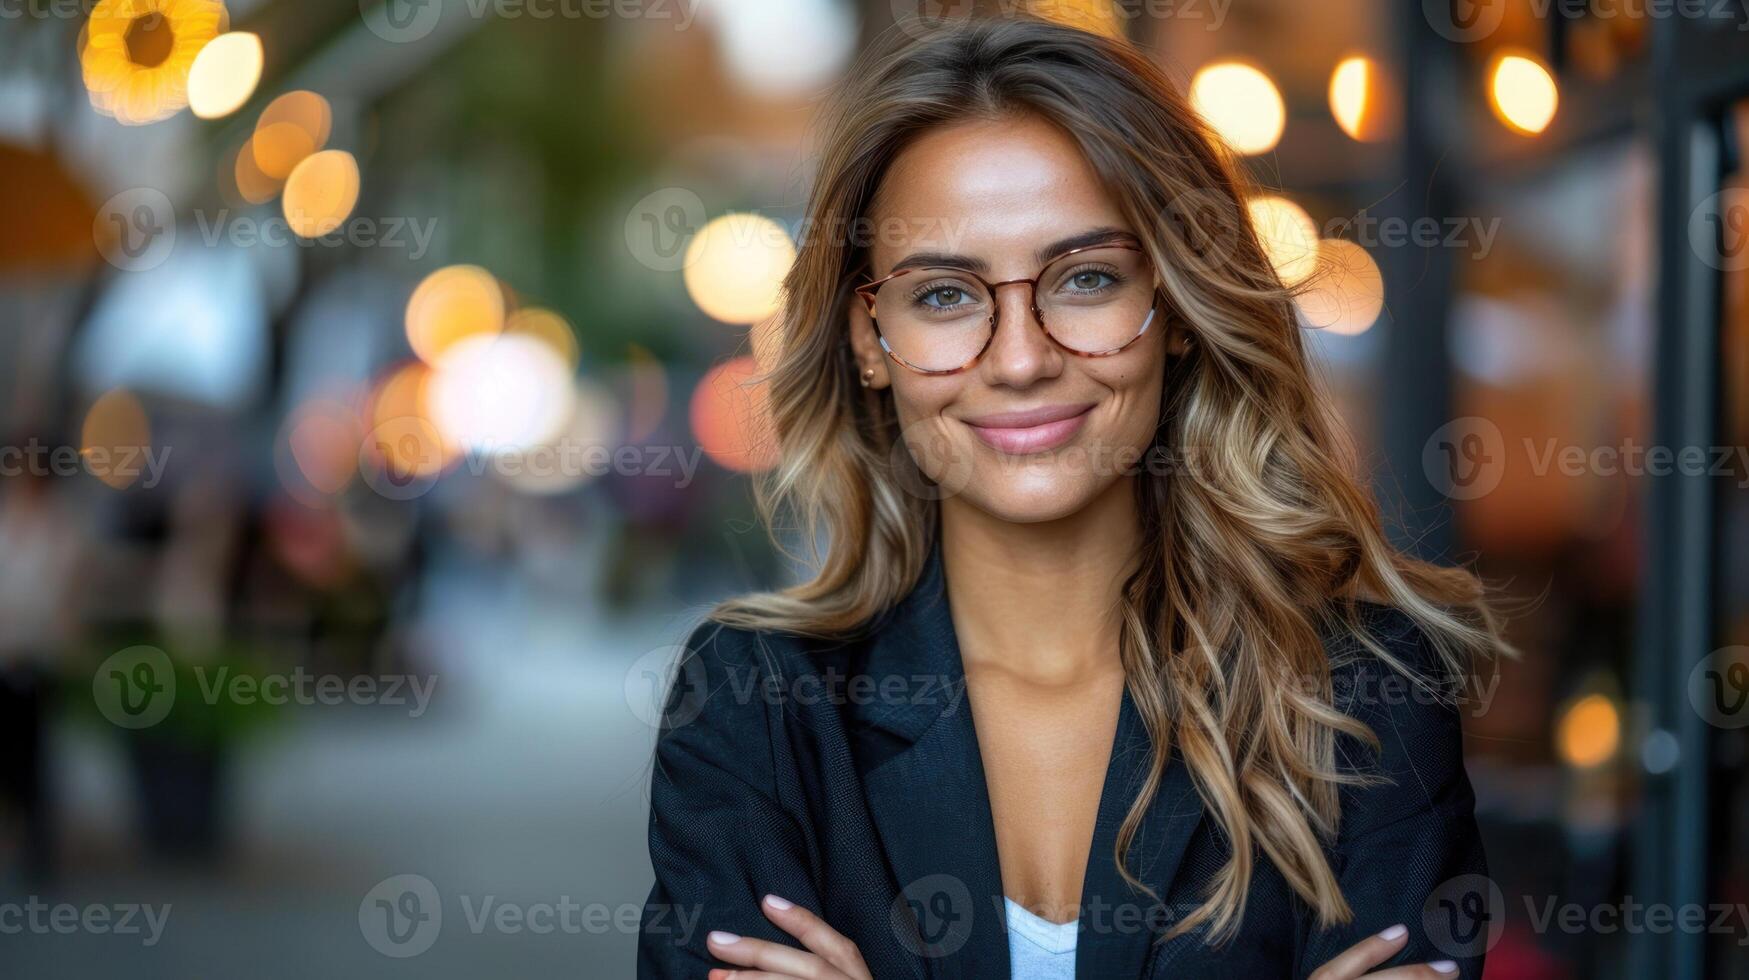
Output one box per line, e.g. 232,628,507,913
963,403,1095,455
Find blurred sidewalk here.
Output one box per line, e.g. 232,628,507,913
5,607,689,978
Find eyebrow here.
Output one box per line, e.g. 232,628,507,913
884,226,1138,277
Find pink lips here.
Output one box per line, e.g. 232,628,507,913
963,403,1095,455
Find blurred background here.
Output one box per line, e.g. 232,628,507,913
0,0,1747,977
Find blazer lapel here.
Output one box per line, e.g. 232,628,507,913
849,542,1209,978
854,545,1009,979
1074,687,1205,976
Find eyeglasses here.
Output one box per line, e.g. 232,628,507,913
853,239,1159,375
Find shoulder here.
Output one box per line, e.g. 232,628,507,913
1323,601,1468,725
1320,603,1478,832
656,618,856,740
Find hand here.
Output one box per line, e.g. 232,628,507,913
1309,924,1460,980
705,894,871,980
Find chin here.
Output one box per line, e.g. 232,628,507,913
955,475,1110,525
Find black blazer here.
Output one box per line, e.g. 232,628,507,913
638,545,1489,978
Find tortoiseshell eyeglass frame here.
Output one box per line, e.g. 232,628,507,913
851,239,1160,376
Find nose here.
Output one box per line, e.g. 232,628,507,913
978,282,1062,388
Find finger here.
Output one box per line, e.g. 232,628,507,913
1360,962,1461,979
706,931,840,979
708,971,797,980
1309,924,1412,980
761,895,871,979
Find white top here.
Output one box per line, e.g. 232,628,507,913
1004,897,1078,979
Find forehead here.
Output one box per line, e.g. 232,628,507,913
865,113,1130,271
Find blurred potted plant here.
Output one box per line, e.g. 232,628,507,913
73,633,278,861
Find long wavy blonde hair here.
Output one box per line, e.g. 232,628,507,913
710,17,1508,944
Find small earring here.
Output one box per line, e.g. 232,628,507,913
860,367,875,388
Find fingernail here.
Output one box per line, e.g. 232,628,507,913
763,894,794,910
708,930,740,945
1378,923,1407,941
1431,961,1458,974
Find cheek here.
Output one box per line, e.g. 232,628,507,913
889,376,969,474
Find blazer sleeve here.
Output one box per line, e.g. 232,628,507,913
638,622,823,978
1295,613,1492,980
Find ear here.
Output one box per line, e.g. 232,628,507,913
1166,321,1192,356
847,293,893,390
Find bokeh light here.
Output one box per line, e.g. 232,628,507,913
1490,53,1559,135
187,31,262,120
690,355,777,474
496,379,622,496
1557,692,1621,769
284,397,363,496
1296,238,1385,335
230,136,282,204
80,0,228,125
252,91,333,180
405,265,507,364
1190,62,1285,155
80,388,151,490
429,334,576,455
682,213,795,324
282,149,360,239
1328,56,1397,142
506,308,580,371
366,361,456,484
1246,194,1319,286
1024,0,1121,37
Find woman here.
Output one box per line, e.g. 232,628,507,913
640,17,1506,980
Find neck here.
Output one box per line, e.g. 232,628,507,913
939,477,1141,682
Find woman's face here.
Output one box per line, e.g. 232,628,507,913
850,113,1170,525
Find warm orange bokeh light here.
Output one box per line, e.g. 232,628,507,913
367,362,457,482
506,308,580,370
285,398,363,495
80,388,151,490
1490,53,1559,136
1556,692,1620,769
682,213,795,324
690,356,777,473
283,149,360,239
252,91,333,180
1247,195,1319,286
1328,56,1398,143
1190,61,1285,155
1297,238,1385,336
405,265,508,364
